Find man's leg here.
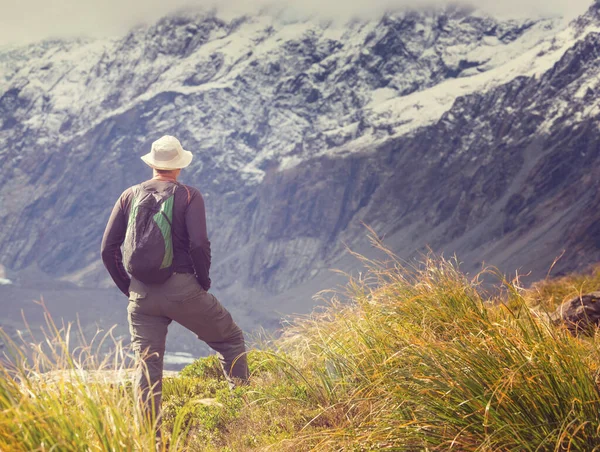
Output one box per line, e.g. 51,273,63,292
128,301,171,425
163,274,249,387
205,326,248,388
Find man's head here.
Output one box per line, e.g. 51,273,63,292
141,136,193,173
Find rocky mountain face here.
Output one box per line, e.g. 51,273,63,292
1,2,600,339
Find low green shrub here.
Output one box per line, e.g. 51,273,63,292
179,354,224,381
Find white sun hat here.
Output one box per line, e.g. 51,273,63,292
141,135,193,170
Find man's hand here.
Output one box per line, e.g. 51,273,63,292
199,276,211,291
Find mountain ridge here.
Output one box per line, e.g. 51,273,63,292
1,1,599,335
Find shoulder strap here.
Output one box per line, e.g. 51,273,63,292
127,185,142,213
132,184,142,198
183,184,191,206
173,181,191,206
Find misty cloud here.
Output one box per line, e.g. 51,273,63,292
0,0,593,46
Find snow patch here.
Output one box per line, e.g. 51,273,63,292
364,18,598,144
1,6,598,176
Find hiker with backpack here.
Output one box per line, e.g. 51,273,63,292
101,135,249,428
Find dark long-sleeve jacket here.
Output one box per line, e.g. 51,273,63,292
101,179,211,296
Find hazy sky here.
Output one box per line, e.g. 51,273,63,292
0,0,593,46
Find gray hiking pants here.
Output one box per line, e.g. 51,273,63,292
127,272,248,424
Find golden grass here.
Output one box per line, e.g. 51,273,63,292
2,244,600,451
524,264,600,312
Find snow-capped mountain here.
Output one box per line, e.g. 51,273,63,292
1,2,600,334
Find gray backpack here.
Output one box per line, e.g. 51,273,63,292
123,182,178,284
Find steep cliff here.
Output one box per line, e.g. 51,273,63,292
0,3,599,336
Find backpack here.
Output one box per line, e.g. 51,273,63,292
123,182,178,284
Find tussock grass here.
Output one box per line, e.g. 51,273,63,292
268,246,600,451
524,264,600,312
0,305,184,451
2,244,600,451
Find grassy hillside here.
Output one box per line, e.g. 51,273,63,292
2,248,600,451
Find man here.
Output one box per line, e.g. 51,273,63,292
101,135,249,426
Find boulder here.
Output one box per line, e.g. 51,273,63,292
551,291,600,334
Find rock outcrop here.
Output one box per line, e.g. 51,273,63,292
551,292,600,334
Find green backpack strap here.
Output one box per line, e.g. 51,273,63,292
154,190,176,269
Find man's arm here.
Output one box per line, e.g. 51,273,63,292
101,193,131,296
186,189,212,291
